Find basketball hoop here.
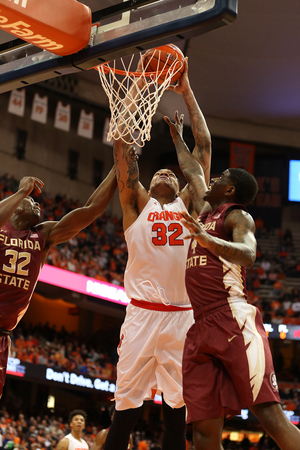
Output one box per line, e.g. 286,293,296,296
96,47,184,147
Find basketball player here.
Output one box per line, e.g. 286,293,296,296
0,167,117,397
103,57,211,450
55,410,88,450
165,116,300,450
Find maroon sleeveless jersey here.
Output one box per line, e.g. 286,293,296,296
0,222,44,330
185,203,248,317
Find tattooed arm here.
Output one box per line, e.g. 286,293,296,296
113,54,150,231
164,111,209,215
180,208,257,268
168,58,211,187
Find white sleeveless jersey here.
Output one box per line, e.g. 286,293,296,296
64,434,89,450
124,197,191,306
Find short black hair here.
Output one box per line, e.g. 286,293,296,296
228,168,258,206
68,410,87,425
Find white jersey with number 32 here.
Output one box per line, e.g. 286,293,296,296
124,197,191,306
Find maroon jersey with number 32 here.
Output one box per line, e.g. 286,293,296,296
0,222,44,330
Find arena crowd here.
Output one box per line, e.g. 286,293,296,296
0,173,300,449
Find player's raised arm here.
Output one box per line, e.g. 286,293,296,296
164,112,209,215
37,165,117,254
0,176,43,228
113,54,150,231
168,58,212,187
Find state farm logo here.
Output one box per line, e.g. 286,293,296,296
0,17,63,52
8,0,27,8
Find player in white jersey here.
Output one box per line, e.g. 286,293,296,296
103,57,211,450
55,410,89,450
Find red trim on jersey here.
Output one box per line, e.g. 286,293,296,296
131,299,192,311
151,388,157,399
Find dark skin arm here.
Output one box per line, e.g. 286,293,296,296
90,429,108,450
38,166,117,264
180,208,257,268
113,139,149,231
113,54,151,231
90,430,133,450
168,58,212,185
166,58,211,213
0,176,43,228
165,111,209,215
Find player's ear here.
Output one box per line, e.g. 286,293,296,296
225,185,235,197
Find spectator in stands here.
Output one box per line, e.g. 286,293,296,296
260,256,272,274
291,298,300,317
272,279,284,297
10,323,118,382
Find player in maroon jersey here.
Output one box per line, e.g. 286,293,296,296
164,113,300,450
0,168,117,397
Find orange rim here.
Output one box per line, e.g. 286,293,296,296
94,61,183,78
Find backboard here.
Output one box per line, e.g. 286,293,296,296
0,0,238,93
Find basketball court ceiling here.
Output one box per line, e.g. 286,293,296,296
0,0,300,133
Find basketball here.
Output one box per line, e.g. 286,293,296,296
144,44,185,85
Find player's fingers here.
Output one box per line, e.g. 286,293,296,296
166,85,175,92
180,219,194,232
32,177,44,188
184,57,188,71
180,210,194,222
180,209,188,217
183,234,194,240
129,148,139,161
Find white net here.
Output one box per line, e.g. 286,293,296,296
96,51,183,147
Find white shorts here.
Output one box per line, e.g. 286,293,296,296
115,302,194,410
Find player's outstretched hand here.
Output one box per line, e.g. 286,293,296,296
167,57,191,94
180,210,210,248
18,176,44,197
164,110,184,141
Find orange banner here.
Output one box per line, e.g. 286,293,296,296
0,0,91,56
230,141,255,174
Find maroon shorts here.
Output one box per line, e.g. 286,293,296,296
0,335,10,398
182,302,280,424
